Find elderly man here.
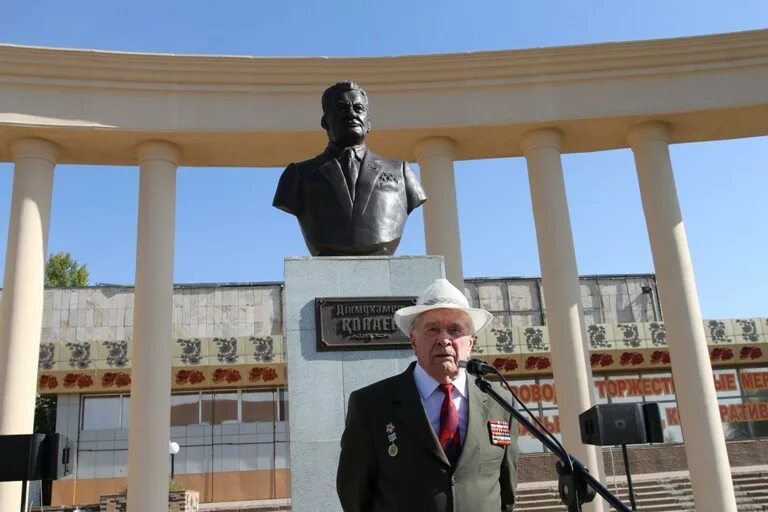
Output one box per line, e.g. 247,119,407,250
337,279,518,512
272,80,427,256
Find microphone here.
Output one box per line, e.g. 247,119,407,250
459,359,497,376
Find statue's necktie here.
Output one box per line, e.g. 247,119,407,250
340,148,359,201
438,383,461,466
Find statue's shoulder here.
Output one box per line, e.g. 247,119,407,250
285,152,329,176
273,153,329,213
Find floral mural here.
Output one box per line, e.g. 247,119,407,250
39,343,55,370
491,357,519,372
523,327,548,351
39,374,58,390
616,324,641,348
214,337,238,364
177,338,203,365
651,350,671,365
101,372,131,388
708,320,731,344
103,340,129,368
587,325,609,348
250,336,274,362
739,346,763,361
65,342,92,369
735,319,759,343
491,328,516,353
249,367,279,383
63,373,94,389
212,368,242,384
711,347,734,362
619,351,644,366
525,355,551,371
648,322,667,346
590,353,614,368
175,369,206,385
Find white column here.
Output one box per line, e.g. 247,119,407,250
521,129,605,512
0,138,58,511
628,122,736,511
127,141,180,512
413,137,464,287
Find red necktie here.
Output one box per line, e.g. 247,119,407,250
438,383,461,466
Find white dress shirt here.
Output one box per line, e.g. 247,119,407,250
413,363,469,441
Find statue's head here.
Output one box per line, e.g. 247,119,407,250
321,81,371,147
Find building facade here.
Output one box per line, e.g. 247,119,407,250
34,275,768,505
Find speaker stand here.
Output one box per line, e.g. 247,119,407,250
621,444,638,510
472,375,633,512
19,479,27,512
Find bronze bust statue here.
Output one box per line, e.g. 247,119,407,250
273,81,427,256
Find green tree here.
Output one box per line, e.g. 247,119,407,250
35,253,89,436
44,251,89,287
33,394,57,434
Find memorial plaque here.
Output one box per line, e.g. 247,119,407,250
315,296,417,351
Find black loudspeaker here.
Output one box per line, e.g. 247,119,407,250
641,403,664,443
579,403,664,446
0,433,72,482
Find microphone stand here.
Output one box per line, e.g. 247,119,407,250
473,375,633,512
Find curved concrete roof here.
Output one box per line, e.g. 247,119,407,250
1,29,767,166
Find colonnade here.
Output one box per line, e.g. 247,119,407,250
0,138,58,511
628,123,735,511
419,123,735,511
520,128,605,493
127,141,180,512
0,123,737,511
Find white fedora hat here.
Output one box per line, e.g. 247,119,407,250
394,278,493,335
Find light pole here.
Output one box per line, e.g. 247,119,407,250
169,441,180,480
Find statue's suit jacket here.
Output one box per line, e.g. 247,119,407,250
273,148,426,256
337,362,518,512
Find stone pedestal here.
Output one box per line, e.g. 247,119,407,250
284,256,444,512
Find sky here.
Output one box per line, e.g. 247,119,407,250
1,0,767,319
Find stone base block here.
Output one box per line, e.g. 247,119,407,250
284,256,444,512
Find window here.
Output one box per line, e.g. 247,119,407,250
740,367,768,438
81,388,288,429
171,393,200,426
242,390,275,423
507,377,550,454
82,395,129,430
278,388,288,422
121,396,131,428
719,396,752,441
602,373,641,404
657,401,683,443
202,391,238,424
713,369,741,399
591,374,610,405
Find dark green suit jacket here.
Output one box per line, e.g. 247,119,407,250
337,362,518,512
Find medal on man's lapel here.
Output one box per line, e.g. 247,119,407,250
385,422,399,457
487,419,511,446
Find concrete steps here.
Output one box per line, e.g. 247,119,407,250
513,468,768,512
200,498,290,511
197,469,768,512
123,466,765,512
